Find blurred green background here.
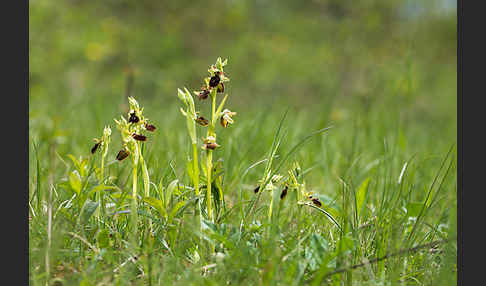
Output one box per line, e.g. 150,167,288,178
29,0,456,188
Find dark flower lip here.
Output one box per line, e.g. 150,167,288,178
311,198,322,207
128,113,140,123
254,185,260,193
280,186,288,199
217,82,224,93
205,142,219,150
91,142,101,154
196,116,209,126
209,74,220,88
132,134,147,141
197,89,210,100
116,149,130,161
145,124,156,132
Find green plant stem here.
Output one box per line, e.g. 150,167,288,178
206,92,217,222
130,157,138,251
193,143,204,247
96,154,105,224
133,160,138,210
139,145,153,233
268,189,274,222
101,154,105,183
193,143,200,196
206,150,213,222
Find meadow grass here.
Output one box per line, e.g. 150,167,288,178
29,70,456,285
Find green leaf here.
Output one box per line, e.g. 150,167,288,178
80,200,99,225
142,160,150,197
305,234,330,271
69,171,82,195
356,177,370,218
186,115,197,144
337,235,355,255
200,152,208,177
310,233,329,253
144,196,167,219
67,154,87,177
213,94,229,125
168,200,187,224
211,181,223,217
177,88,187,104
166,179,180,206
67,154,80,169
88,184,119,198
184,87,196,115
186,159,195,186
97,229,110,249
406,201,423,218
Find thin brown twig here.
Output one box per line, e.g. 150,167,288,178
321,238,453,279
67,232,100,254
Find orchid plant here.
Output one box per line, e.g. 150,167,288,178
178,57,236,223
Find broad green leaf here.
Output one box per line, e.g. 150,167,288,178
69,171,82,195
337,235,355,255
310,233,329,253
184,87,196,115
186,115,197,144
200,152,208,177
97,229,110,249
305,234,329,271
67,154,80,169
168,200,187,224
356,177,370,218
166,179,180,206
406,201,423,218
144,196,167,219
80,200,99,224
142,160,150,197
187,159,195,186
177,88,187,103
88,184,119,198
158,180,166,206
67,154,87,177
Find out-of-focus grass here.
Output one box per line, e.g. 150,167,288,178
29,0,456,285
